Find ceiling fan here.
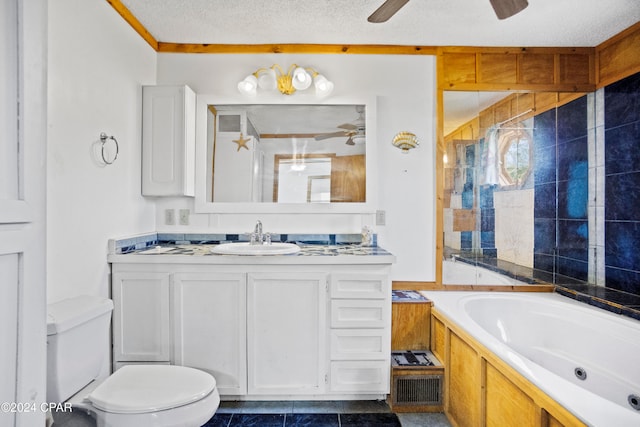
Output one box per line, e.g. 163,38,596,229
315,106,366,145
367,0,529,23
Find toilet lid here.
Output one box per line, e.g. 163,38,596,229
89,365,216,414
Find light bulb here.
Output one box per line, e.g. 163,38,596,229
314,74,334,96
237,75,257,96
291,67,312,91
257,68,277,91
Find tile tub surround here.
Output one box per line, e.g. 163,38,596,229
446,253,640,321
604,71,640,295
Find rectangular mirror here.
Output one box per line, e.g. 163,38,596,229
194,96,377,214
442,90,595,287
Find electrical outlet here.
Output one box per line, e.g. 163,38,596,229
165,209,175,225
376,210,386,226
179,209,190,225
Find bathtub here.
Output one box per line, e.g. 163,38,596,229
424,291,640,427
442,259,527,285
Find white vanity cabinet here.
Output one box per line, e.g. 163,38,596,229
110,260,393,400
111,271,171,367
247,272,327,395
328,273,391,394
172,272,247,396
141,85,196,196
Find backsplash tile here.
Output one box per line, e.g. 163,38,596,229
111,233,372,254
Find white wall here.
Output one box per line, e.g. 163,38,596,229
155,54,436,281
47,0,157,302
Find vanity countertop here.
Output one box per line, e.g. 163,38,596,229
108,243,396,265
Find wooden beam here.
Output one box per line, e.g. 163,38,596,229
596,21,640,87
105,0,158,50
438,46,596,92
156,43,437,55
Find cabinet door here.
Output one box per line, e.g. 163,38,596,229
247,273,327,395
142,85,195,196
112,272,171,364
172,272,247,396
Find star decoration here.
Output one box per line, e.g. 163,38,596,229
232,133,251,151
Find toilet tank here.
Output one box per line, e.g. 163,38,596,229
47,295,114,402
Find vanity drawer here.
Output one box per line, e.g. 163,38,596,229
329,360,390,393
331,299,388,328
330,329,390,360
330,273,389,299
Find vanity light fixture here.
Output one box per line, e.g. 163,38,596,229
237,64,334,97
392,131,419,153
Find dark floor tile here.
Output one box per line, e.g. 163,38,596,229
341,400,391,413
285,413,339,427
229,413,286,427
202,413,232,427
340,413,401,427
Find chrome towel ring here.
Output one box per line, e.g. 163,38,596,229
99,132,119,165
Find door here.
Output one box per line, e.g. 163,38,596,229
0,1,47,426
331,155,366,202
172,272,247,396
247,273,327,395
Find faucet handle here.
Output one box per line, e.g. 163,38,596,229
264,233,271,245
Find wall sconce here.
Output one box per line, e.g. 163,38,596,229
392,132,419,153
238,64,334,97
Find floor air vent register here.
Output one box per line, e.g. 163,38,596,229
389,350,444,412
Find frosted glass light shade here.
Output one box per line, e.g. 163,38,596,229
291,67,312,90
257,69,277,90
237,75,258,95
314,74,334,96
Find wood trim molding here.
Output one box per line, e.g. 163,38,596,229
596,21,640,88
106,0,158,50
392,281,442,291
156,43,437,55
437,46,596,92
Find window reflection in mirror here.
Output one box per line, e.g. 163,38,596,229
207,104,366,204
499,126,533,187
274,155,332,203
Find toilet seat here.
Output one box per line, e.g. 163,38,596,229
89,365,216,414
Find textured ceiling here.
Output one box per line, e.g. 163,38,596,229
119,0,640,47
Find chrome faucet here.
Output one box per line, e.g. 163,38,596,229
251,220,263,245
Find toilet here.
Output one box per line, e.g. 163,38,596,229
47,295,220,427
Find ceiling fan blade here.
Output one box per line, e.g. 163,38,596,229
489,0,528,20
338,123,358,131
315,131,348,141
367,0,409,23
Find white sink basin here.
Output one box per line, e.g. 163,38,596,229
210,242,301,256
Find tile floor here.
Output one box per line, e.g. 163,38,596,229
51,400,452,426
204,400,451,427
